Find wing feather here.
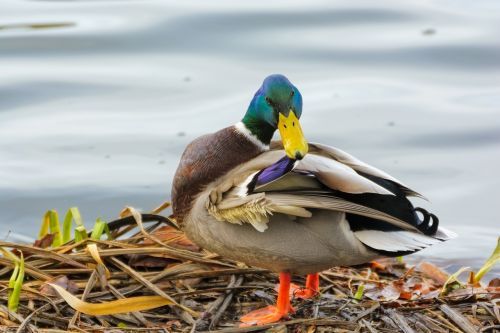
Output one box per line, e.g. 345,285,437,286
308,142,425,199
297,154,394,195
208,144,432,236
266,193,420,232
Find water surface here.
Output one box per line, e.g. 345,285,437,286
1,0,499,275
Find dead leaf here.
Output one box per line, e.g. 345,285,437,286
447,285,488,299
412,282,432,295
49,283,173,315
40,275,78,296
33,233,56,249
370,260,386,270
162,320,182,331
382,284,402,301
129,254,172,268
179,278,203,289
365,283,400,301
488,278,500,287
418,261,449,285
151,201,171,214
420,289,440,300
487,278,500,298
146,226,200,252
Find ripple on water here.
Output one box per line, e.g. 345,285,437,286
404,127,500,148
0,0,499,266
0,81,118,112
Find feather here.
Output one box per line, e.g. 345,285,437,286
266,193,420,232
270,205,312,218
297,154,395,195
433,227,457,241
208,193,271,227
216,193,266,210
308,142,425,199
208,144,437,236
255,172,322,192
253,156,297,188
210,193,312,232
353,229,441,252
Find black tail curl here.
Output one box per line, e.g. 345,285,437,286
413,207,439,235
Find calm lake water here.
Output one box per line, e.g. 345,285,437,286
1,0,499,275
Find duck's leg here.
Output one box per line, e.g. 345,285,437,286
291,273,320,299
240,272,294,327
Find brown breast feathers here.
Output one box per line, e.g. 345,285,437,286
171,125,264,225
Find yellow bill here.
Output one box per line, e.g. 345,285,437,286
278,110,308,160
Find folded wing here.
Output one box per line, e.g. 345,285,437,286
207,143,454,253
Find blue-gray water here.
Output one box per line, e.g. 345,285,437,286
1,0,499,276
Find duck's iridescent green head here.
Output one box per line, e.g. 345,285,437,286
242,74,308,159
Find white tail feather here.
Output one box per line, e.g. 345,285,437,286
354,229,442,252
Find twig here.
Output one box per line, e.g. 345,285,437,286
440,304,479,333
360,318,379,333
353,302,379,321
110,256,198,319
68,269,97,328
384,309,415,333
15,300,66,333
210,275,244,329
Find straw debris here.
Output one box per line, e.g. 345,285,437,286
0,208,498,332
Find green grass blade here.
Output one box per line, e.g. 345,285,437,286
102,223,112,240
62,210,72,244
75,225,88,242
474,236,500,283
90,218,106,240
8,264,19,289
8,253,24,312
441,266,469,295
39,212,50,239
44,210,62,247
62,207,84,244
354,283,365,301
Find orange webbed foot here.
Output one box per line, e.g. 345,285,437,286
239,305,289,327
240,272,294,327
292,287,318,299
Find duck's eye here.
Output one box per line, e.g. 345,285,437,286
290,91,294,97
265,97,273,106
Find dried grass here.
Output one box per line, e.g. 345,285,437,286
0,214,498,333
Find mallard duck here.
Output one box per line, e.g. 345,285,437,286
171,74,455,326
